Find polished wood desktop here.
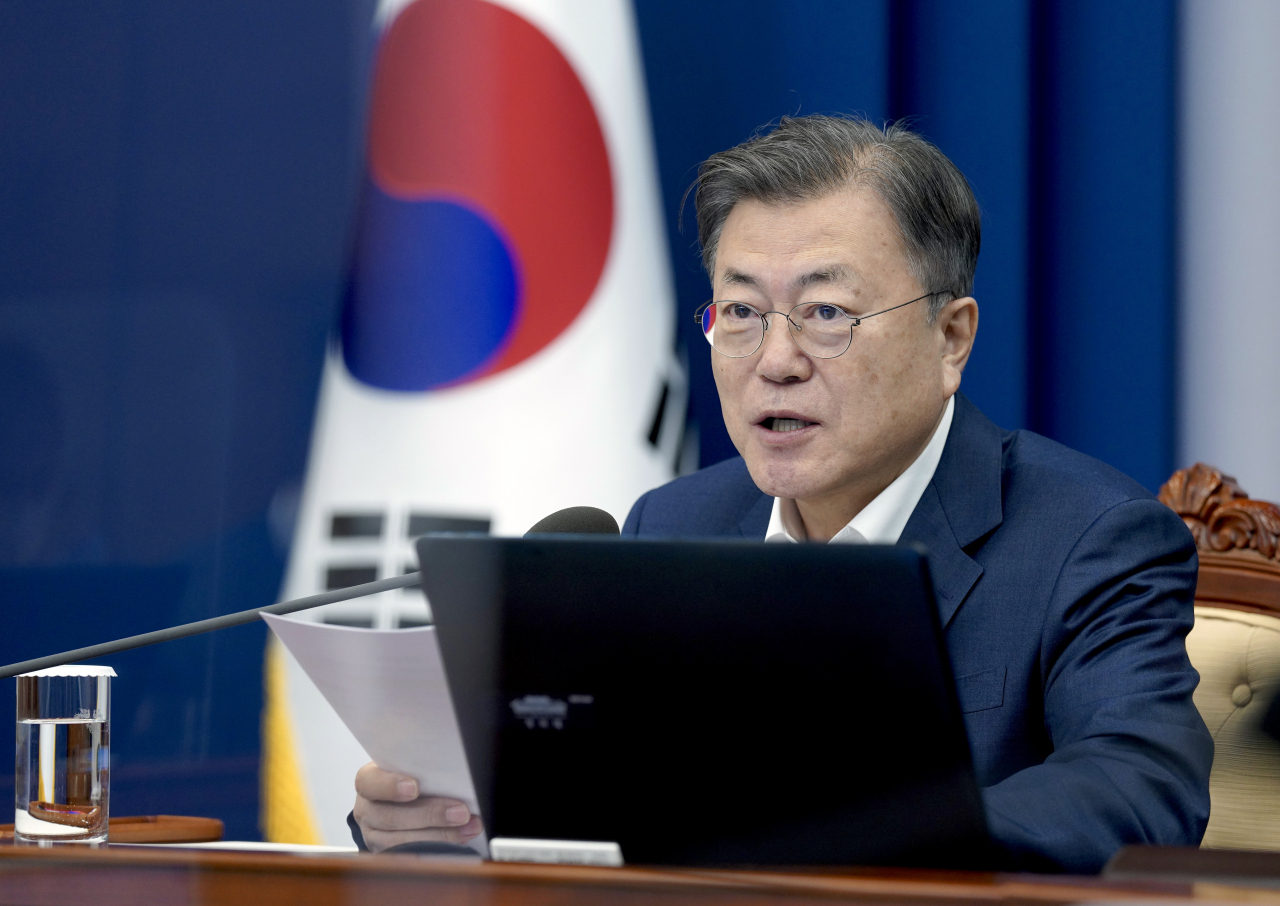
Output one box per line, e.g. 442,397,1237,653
0,843,1277,906
0,815,225,844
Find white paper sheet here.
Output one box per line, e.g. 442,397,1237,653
262,614,487,856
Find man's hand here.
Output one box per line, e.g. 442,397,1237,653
353,762,482,852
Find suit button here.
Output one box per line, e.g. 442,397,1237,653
1232,684,1253,707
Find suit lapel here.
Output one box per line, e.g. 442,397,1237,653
901,484,983,628
899,393,1004,628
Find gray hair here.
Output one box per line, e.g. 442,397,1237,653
692,115,980,318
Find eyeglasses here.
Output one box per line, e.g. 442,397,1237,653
694,291,947,359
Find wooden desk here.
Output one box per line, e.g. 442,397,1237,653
0,844,1266,906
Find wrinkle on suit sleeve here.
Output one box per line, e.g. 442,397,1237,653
981,498,1213,873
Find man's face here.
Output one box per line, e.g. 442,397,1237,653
710,186,973,512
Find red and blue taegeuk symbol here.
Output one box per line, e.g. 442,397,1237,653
342,0,614,391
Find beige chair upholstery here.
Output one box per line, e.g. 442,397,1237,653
1187,607,1280,848
1161,464,1280,850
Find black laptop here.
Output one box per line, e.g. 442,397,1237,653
415,535,990,868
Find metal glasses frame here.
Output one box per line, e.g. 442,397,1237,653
693,291,948,359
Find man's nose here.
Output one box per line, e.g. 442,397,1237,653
755,312,812,383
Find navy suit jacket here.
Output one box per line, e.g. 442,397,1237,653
622,393,1213,873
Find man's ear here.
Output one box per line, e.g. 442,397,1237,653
936,296,978,395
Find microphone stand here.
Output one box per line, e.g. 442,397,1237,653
0,572,422,679
0,505,621,679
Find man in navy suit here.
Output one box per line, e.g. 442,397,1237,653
353,115,1211,872
621,116,1212,872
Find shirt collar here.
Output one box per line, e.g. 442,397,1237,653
764,395,955,545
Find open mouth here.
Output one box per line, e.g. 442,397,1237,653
761,417,815,433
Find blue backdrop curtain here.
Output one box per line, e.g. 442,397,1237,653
0,0,1178,839
636,0,1178,494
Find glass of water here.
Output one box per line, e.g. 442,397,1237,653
15,666,115,843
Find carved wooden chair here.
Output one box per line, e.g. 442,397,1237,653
1160,464,1280,850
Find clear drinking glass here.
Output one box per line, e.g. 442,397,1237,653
15,666,115,843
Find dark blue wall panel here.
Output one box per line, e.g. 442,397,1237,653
0,0,374,839
891,0,1033,433
634,0,891,469
637,0,1177,492
1028,0,1177,492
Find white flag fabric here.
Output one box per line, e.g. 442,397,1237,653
264,0,680,844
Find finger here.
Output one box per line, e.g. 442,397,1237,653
361,820,483,854
354,762,418,802
353,795,473,832
354,796,472,831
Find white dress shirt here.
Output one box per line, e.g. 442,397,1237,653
765,395,955,544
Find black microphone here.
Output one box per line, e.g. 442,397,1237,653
0,505,620,678
525,505,620,536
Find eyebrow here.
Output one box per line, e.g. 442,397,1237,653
796,266,850,288
721,268,758,287
720,265,852,290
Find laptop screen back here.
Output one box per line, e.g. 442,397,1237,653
416,535,990,867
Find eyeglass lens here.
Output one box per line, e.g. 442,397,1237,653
700,302,853,358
